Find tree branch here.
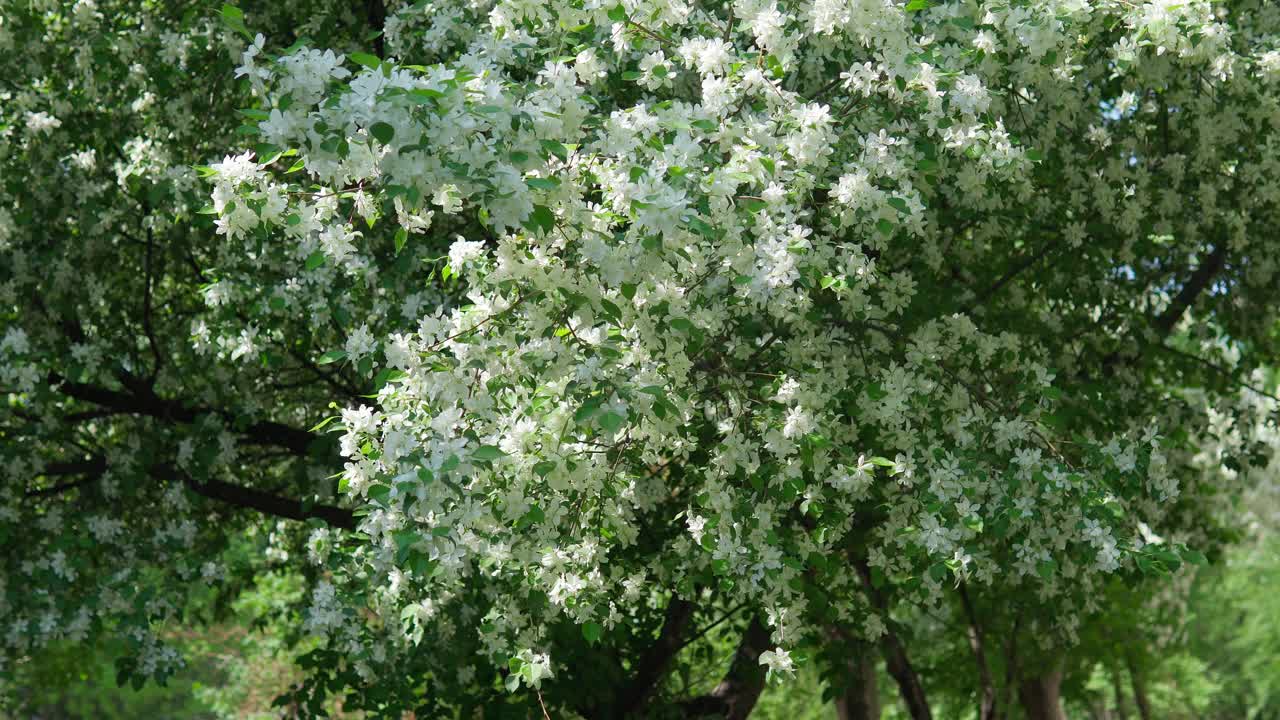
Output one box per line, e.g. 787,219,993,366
959,583,997,720
680,616,771,719
365,0,386,56
25,459,108,498
25,456,352,528
175,468,354,529
617,597,695,717
52,374,316,455
964,238,1058,313
854,558,933,720
1152,241,1227,337
142,226,164,383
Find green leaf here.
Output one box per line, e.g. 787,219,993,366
408,88,444,105
1180,547,1208,565
369,122,395,144
607,4,627,22
472,445,508,461
368,484,392,506
928,563,949,583
533,460,557,477
539,139,569,162
582,622,603,645
765,54,784,79
309,415,340,433
525,177,561,190
905,0,931,11
670,317,697,333
220,4,252,40
1037,559,1057,580
869,456,895,467
305,251,326,271
348,52,381,69
317,350,347,365
394,227,408,255
598,411,625,434
524,205,555,234
408,554,436,577
575,398,603,423
887,197,910,214
517,504,545,529
393,529,419,557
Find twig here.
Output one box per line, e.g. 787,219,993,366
535,688,552,720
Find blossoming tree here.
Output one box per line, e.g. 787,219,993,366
5,0,1279,717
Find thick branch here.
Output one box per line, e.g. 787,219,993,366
1152,241,1227,337
180,471,354,530
829,630,880,717
965,239,1058,313
52,375,315,455
958,584,997,720
1001,614,1021,720
26,455,352,529
365,0,386,56
1125,655,1152,720
142,226,164,382
854,558,933,720
24,459,108,498
681,617,771,720
617,597,695,717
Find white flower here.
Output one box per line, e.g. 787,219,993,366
25,111,61,134
686,514,707,544
448,236,486,273
345,324,377,360
758,647,794,677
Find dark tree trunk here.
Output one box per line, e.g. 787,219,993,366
616,597,695,717
881,632,932,720
681,617,772,719
958,584,998,720
834,653,880,720
1111,664,1130,720
365,0,386,56
852,558,932,720
1126,657,1152,720
1018,669,1067,720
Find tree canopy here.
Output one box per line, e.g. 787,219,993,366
4,0,1280,717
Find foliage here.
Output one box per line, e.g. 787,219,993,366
4,0,1280,717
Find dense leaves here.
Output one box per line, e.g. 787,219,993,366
4,0,1280,717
